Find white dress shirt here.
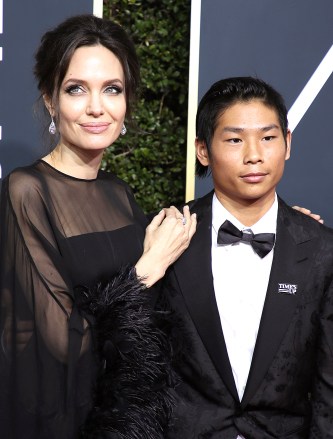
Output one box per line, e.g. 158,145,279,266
211,194,278,439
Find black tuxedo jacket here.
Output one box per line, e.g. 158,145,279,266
165,191,333,439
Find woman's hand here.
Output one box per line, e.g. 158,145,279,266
292,206,324,224
135,205,197,286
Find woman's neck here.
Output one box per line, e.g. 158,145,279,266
42,144,104,180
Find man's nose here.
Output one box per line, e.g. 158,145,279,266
243,140,263,164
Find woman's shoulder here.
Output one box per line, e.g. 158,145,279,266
4,161,46,202
6,160,43,179
98,169,132,191
97,170,144,217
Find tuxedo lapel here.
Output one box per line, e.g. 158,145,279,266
241,199,318,407
172,192,239,401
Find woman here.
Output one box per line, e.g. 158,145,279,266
0,14,196,439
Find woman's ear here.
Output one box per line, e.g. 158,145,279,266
43,94,54,116
195,138,210,166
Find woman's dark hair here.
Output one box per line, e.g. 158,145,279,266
195,76,289,177
34,14,140,120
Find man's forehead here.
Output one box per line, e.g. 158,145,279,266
221,124,281,133
216,100,282,130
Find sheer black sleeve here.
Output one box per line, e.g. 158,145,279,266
0,163,177,439
0,170,97,438
0,172,89,360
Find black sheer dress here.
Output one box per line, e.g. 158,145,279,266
0,160,175,439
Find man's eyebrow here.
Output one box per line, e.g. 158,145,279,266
222,124,280,133
261,124,280,132
222,127,244,133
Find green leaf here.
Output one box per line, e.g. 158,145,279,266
103,0,190,213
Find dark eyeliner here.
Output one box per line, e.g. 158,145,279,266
64,84,81,94
105,85,123,94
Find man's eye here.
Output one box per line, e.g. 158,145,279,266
263,135,275,141
228,138,242,144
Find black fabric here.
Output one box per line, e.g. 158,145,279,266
166,192,333,438
76,266,178,439
0,160,173,438
217,219,275,258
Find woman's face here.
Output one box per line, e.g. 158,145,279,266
52,44,126,155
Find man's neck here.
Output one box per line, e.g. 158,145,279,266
215,192,276,227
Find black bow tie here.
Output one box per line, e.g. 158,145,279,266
217,219,275,258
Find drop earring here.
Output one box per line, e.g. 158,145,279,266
49,116,56,135
120,124,127,136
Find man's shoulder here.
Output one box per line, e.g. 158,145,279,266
278,197,333,242
186,190,214,212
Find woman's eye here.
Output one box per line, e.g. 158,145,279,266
104,85,123,94
64,84,123,95
65,85,84,95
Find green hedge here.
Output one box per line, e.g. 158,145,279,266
103,0,190,213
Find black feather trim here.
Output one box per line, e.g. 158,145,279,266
75,266,178,439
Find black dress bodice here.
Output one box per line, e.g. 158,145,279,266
0,160,148,438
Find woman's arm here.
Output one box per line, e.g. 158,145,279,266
135,205,197,286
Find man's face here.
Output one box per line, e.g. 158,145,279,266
196,99,291,209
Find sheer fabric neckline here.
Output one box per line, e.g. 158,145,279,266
38,159,99,182
0,160,149,437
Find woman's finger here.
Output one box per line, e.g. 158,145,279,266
147,209,166,230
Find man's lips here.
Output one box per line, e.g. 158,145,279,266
240,172,268,183
80,122,110,133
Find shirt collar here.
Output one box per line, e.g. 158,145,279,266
212,193,278,235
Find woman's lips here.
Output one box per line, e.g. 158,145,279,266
241,173,267,183
80,123,110,134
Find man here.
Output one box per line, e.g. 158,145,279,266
166,77,333,438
